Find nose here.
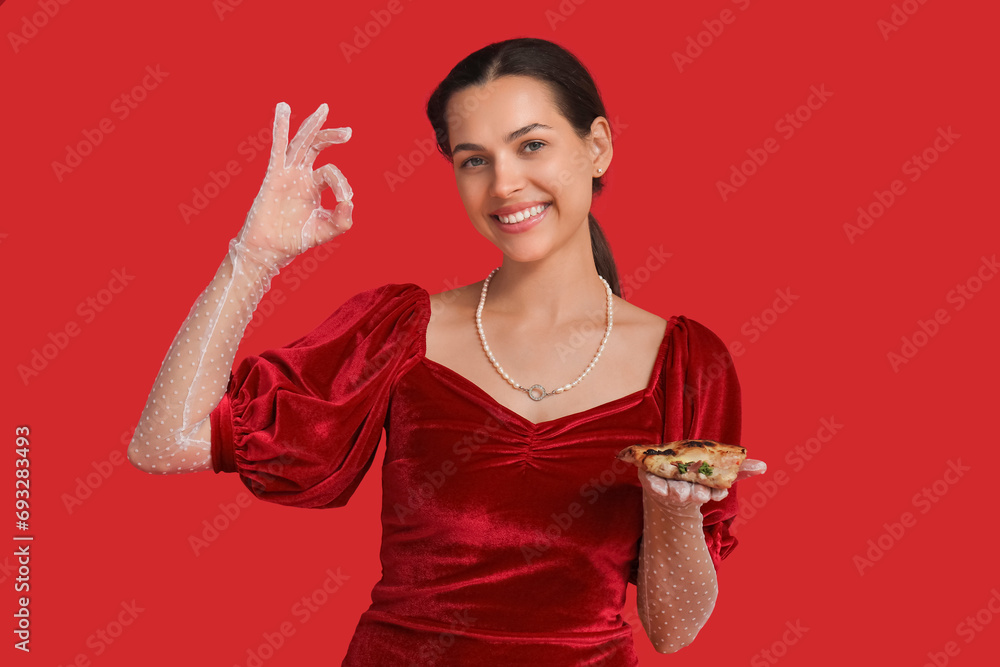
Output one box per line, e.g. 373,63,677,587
488,155,525,200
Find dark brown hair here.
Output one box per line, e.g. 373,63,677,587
425,37,622,298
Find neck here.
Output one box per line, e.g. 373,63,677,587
483,240,609,330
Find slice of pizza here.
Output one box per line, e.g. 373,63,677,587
616,439,747,490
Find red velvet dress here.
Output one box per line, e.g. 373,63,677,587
210,282,742,666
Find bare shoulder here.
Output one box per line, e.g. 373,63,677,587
425,281,483,358
427,281,482,323
612,295,671,344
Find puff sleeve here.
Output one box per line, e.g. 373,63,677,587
682,317,742,569
209,282,425,509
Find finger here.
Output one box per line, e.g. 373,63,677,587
690,484,711,504
736,458,768,481
642,472,705,504
303,127,352,168
289,103,329,167
667,479,691,503
288,103,329,168
312,163,354,202
642,471,675,500
710,487,729,502
315,127,352,146
270,102,291,168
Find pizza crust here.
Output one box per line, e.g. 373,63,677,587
616,439,747,490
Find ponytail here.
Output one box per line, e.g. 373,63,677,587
588,213,622,299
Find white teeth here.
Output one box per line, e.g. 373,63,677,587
496,203,548,224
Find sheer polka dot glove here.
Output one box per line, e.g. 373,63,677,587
636,459,767,653
127,102,352,475
233,101,354,290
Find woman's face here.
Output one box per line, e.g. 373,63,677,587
445,75,607,263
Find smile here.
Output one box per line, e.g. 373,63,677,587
491,202,551,224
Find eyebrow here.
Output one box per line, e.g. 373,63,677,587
451,123,554,155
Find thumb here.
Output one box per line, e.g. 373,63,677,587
735,458,767,481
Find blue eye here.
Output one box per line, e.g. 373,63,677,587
524,140,545,153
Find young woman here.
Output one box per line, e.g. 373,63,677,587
128,37,765,665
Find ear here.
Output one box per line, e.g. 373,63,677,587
588,116,613,176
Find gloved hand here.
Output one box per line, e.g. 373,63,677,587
635,458,767,653
128,102,353,474
233,101,354,286
639,458,768,511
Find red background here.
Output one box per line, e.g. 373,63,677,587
3,0,998,665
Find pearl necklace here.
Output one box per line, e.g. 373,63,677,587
476,266,614,402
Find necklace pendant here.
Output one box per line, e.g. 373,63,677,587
527,384,547,401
